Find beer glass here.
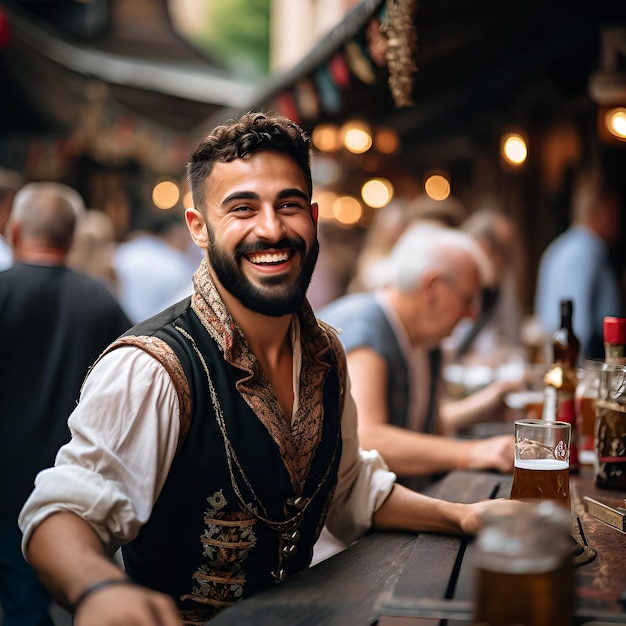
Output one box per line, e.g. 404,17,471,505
473,501,574,626
510,419,571,509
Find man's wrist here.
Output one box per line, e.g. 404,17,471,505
72,577,136,614
456,440,478,470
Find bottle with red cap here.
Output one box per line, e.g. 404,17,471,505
594,316,626,489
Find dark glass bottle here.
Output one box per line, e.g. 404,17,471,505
542,299,580,470
594,317,626,489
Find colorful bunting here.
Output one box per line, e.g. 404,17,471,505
315,66,341,115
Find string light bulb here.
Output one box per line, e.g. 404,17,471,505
501,133,528,166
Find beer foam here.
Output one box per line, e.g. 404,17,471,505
514,459,569,470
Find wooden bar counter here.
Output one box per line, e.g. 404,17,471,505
208,466,626,625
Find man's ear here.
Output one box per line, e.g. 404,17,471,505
7,220,20,249
422,270,440,303
310,201,319,228
185,208,209,248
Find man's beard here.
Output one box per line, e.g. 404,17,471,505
207,227,319,317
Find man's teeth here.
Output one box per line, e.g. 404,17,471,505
249,251,290,264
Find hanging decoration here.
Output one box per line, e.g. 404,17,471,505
344,39,377,85
328,52,351,89
315,66,342,115
263,1,419,124
381,0,418,107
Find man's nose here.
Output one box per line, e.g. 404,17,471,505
255,206,287,241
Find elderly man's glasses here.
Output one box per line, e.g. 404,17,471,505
440,275,481,316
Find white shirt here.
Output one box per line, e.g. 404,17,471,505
19,331,396,556
113,235,196,323
0,235,12,271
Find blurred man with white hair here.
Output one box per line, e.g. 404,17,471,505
0,182,131,626
320,224,515,480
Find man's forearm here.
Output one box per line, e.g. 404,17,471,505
358,423,467,476
372,483,467,534
25,511,126,611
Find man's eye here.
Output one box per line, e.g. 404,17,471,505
279,201,304,211
231,205,253,214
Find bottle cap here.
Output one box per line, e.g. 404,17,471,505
604,317,626,345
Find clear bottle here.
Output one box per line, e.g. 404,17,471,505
594,316,626,489
542,299,580,471
473,501,574,626
575,360,602,466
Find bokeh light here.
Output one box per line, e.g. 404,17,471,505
374,128,400,154
313,190,339,221
424,173,451,200
152,179,180,209
605,107,626,140
312,123,341,152
501,133,528,165
361,177,394,208
333,195,362,226
340,121,373,154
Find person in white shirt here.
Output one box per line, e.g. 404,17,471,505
113,212,199,323
19,112,517,626
0,168,24,271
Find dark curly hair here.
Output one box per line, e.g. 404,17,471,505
187,111,312,213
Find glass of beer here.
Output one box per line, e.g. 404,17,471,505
474,501,574,626
510,419,571,509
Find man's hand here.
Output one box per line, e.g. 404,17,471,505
467,434,514,473
457,498,529,535
74,582,182,626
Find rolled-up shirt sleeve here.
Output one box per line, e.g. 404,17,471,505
19,347,180,556
323,373,397,546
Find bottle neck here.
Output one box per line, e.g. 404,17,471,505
560,312,573,331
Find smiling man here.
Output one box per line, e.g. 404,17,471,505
19,112,518,626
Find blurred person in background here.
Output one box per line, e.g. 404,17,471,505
319,223,515,481
0,168,24,271
315,223,518,562
0,182,131,626
534,169,623,360
67,208,121,297
450,208,523,359
113,210,200,323
347,193,468,295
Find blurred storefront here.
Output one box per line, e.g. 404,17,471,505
0,0,255,237
1,0,625,310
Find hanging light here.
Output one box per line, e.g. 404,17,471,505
374,128,400,154
605,107,626,140
424,172,451,200
361,178,394,208
340,120,373,154
501,133,528,166
313,190,338,222
312,123,341,152
332,195,362,226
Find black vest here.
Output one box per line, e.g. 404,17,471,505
116,299,342,622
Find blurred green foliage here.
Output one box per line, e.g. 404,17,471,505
189,0,270,79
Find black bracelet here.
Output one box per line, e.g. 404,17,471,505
72,577,136,613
